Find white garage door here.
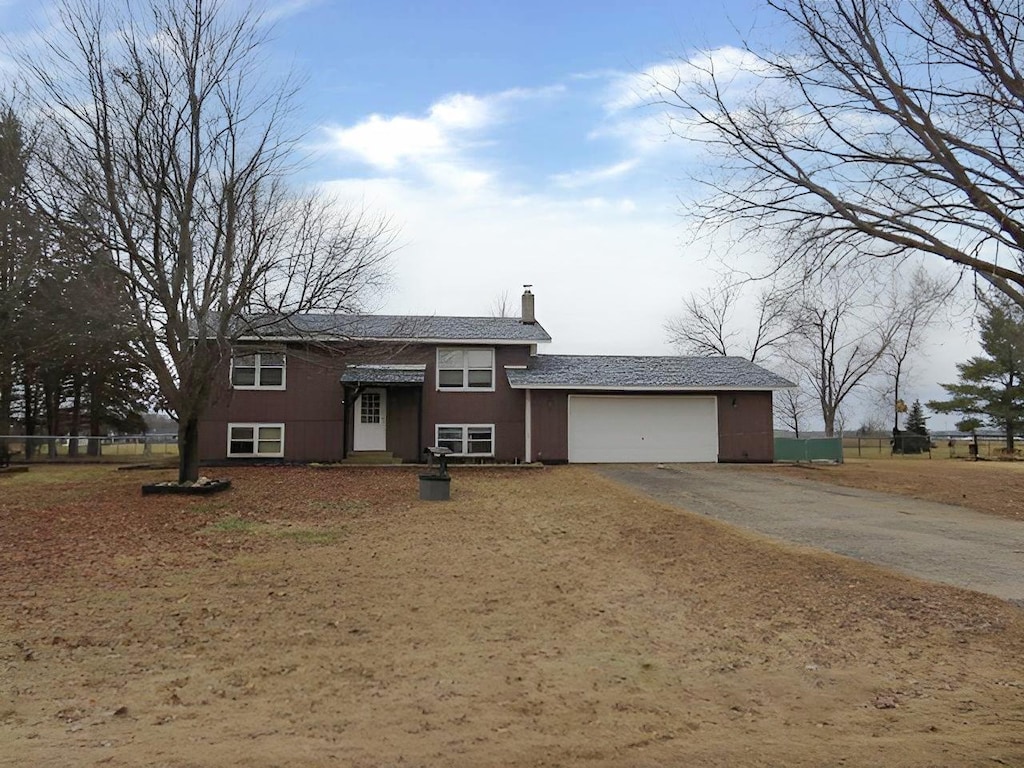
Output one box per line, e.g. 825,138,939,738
568,395,718,463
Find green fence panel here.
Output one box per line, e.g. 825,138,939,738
774,437,844,463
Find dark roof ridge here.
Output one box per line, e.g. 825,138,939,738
225,312,552,343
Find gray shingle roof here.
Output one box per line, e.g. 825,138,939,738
506,355,795,390
339,365,425,385
235,314,551,343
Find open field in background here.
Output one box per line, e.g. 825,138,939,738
0,436,178,461
841,437,1016,461
2,464,1023,767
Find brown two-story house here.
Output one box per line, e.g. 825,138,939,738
198,290,793,464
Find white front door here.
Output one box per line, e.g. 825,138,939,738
354,388,387,451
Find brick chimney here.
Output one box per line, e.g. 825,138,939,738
521,285,535,324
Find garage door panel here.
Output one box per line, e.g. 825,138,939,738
568,395,717,463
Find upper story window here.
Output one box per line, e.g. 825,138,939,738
231,351,286,390
437,348,494,391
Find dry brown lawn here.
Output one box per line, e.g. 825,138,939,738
1,464,1023,767
760,457,1024,521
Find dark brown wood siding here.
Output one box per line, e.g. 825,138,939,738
530,389,569,463
385,387,422,461
199,341,536,463
421,346,531,462
200,348,350,461
716,390,775,462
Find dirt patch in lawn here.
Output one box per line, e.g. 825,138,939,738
754,458,1024,521
2,465,1023,767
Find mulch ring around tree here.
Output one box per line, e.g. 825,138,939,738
140,476,231,495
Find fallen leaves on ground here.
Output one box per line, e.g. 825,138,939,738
1,464,1022,767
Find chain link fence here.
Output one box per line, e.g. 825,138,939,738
0,435,178,463
842,436,1018,459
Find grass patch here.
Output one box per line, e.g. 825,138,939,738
203,516,340,544
189,500,232,515
1,465,114,485
304,498,372,515
204,516,258,534
274,528,342,544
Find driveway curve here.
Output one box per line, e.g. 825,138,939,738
595,463,1024,605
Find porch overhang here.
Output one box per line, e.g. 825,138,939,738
340,364,425,387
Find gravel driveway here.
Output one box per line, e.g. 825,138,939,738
596,463,1024,605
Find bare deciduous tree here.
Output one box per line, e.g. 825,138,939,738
491,289,513,319
666,282,739,358
785,263,900,436
774,363,811,437
652,0,1024,309
877,266,952,430
16,0,395,481
665,277,796,362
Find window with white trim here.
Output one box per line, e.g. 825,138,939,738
231,351,286,389
227,423,285,457
436,348,494,390
435,424,494,457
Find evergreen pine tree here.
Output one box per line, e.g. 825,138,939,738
904,400,929,436
929,296,1024,453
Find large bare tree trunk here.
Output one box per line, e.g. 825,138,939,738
823,409,836,439
42,375,61,459
68,374,81,458
0,381,10,441
22,372,36,459
87,371,102,457
178,416,200,484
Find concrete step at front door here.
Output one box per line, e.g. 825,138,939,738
343,451,398,465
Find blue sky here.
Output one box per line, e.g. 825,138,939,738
252,0,758,347
0,0,981,429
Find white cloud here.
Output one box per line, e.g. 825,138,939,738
319,94,500,195
314,79,723,353
605,47,770,113
592,47,776,159
323,111,460,171
322,167,704,358
262,0,324,24
550,159,639,189
426,92,494,130
319,85,564,191
312,69,978,427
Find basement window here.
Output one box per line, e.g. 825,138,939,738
227,423,285,457
435,424,494,457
